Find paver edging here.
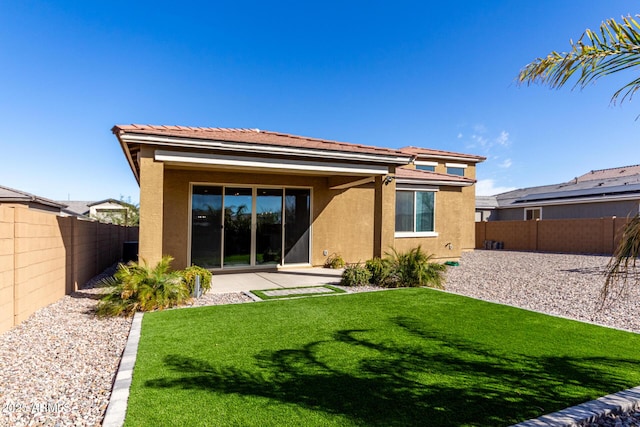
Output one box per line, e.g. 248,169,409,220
102,312,143,427
512,386,640,426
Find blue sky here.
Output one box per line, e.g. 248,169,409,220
1,1,638,203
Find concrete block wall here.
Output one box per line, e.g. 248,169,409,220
0,205,139,334
476,217,630,255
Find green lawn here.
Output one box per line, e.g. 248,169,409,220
125,288,640,426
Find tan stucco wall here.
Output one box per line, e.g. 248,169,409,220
157,164,477,269
161,168,380,269
138,147,165,267
392,186,465,261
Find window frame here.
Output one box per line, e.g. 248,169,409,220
445,162,468,176
394,188,439,238
415,160,437,172
524,207,542,221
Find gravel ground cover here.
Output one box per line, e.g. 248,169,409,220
0,268,254,426
1,251,639,426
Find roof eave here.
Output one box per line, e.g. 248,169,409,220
118,132,412,165
395,178,475,187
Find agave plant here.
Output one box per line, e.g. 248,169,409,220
96,256,190,317
383,246,446,289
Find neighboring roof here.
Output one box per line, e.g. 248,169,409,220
576,164,640,182
0,185,67,209
87,198,130,208
493,165,640,207
395,167,476,186
399,146,486,163
60,201,91,216
476,196,499,209
59,199,131,217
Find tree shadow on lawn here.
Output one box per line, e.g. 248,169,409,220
144,316,639,426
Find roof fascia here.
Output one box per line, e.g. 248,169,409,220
395,178,474,187
412,153,484,164
120,133,412,165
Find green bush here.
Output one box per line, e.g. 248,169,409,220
180,265,213,295
324,253,345,269
340,263,372,286
365,257,390,286
383,246,446,289
96,256,191,317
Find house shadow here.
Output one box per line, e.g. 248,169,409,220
142,316,639,426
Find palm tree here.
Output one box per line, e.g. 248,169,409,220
517,15,640,302
518,15,640,105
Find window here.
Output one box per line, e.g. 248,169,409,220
446,163,467,177
415,161,437,172
395,190,436,236
525,208,541,220
416,164,435,172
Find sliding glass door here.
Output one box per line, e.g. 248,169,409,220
223,188,252,267
284,189,310,264
191,185,310,269
191,186,223,269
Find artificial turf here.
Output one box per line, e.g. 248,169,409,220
125,288,640,426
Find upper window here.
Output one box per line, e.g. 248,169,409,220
416,164,436,172
446,163,468,177
395,190,436,236
415,161,437,172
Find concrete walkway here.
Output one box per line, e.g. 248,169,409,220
209,267,343,293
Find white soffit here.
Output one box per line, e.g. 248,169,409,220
155,150,389,175
122,134,410,164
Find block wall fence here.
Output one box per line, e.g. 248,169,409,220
0,205,138,334
475,217,630,255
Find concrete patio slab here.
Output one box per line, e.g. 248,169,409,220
209,268,342,293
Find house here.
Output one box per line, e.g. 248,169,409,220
60,199,135,224
0,185,67,214
478,165,640,221
112,124,485,270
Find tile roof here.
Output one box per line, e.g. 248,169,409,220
113,124,412,158
395,167,476,185
399,146,486,162
576,164,640,182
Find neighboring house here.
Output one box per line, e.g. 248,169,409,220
112,124,485,270
61,199,135,224
475,196,498,222
0,185,67,214
477,165,640,221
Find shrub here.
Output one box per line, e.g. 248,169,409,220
341,263,372,286
383,246,446,289
180,265,213,295
365,257,390,286
96,256,190,317
324,253,345,269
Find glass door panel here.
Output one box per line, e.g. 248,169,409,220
224,188,252,267
284,189,311,264
191,186,223,269
256,189,283,265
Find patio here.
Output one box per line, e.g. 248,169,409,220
209,267,343,294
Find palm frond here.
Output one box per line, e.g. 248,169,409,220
601,215,640,306
518,15,640,105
